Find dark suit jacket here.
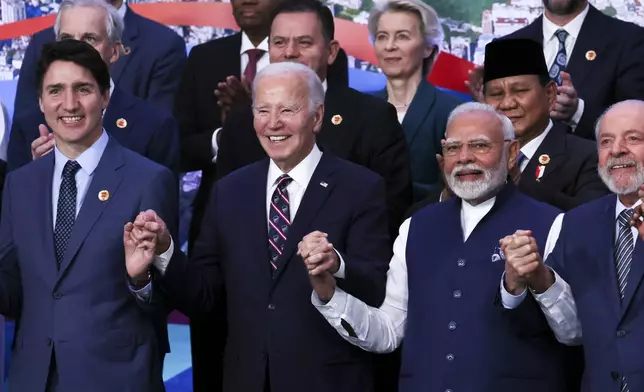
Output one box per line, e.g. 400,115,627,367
216,85,412,240
7,86,179,174
374,80,461,202
161,153,391,392
14,7,186,117
0,138,177,391
518,125,609,211
503,5,644,140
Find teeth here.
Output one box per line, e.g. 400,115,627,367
269,136,288,142
612,164,633,169
60,116,82,123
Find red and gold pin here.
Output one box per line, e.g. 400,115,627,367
585,50,596,61
123,46,131,56
116,118,127,128
538,154,550,165
331,114,343,125
98,190,110,201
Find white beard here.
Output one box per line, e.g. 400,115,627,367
446,150,509,203
598,158,644,195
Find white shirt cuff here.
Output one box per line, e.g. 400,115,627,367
568,98,584,129
311,286,348,318
532,268,565,307
211,128,222,163
333,249,345,279
153,237,175,276
500,272,527,309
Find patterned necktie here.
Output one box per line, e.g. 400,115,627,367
243,48,265,84
615,208,634,392
54,160,81,267
517,151,527,169
548,29,569,86
268,175,293,272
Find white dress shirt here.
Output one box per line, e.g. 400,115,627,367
501,195,642,345
210,80,328,163
519,120,553,173
240,32,270,76
542,4,589,129
311,196,497,353
0,99,8,161
155,144,346,278
117,1,127,21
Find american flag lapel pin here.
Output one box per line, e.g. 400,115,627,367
320,181,328,187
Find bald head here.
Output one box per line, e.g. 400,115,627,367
595,100,644,140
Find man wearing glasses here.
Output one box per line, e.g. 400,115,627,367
309,101,573,391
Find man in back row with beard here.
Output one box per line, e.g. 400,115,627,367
308,101,576,391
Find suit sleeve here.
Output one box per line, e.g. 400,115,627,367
147,113,180,175
175,47,217,173
6,119,32,173
13,37,40,119
365,101,413,240
147,34,186,113
160,181,224,315
0,174,23,319
336,178,392,307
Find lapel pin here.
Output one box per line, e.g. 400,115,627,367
116,118,127,128
331,114,342,126
585,50,596,61
320,181,328,188
98,190,110,201
538,154,550,165
122,46,131,56
535,165,546,182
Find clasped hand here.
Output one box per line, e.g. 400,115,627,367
123,210,170,280
500,230,551,295
298,231,338,302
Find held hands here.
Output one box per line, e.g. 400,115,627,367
500,230,553,295
214,75,252,123
123,210,171,279
550,72,579,123
629,184,644,241
31,124,55,160
464,66,484,103
298,231,338,302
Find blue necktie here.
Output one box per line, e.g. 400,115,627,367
54,160,81,267
548,29,569,86
615,208,633,392
268,175,293,273
517,151,527,168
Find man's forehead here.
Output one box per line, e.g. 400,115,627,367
271,12,320,34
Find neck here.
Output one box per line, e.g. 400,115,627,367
619,193,639,207
517,119,549,147
275,144,314,173
55,129,102,160
386,71,422,111
111,0,124,10
245,29,268,47
544,1,587,26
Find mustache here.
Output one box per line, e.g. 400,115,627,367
605,157,639,170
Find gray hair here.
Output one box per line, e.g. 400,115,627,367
54,0,124,44
368,0,444,74
594,99,644,140
446,102,515,141
252,62,325,115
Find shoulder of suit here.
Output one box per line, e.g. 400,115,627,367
563,133,597,155
190,34,240,57
340,86,392,110
128,95,174,122
130,11,184,42
117,143,171,175
32,26,55,42
564,192,614,218
515,190,563,215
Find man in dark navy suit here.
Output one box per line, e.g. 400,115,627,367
130,61,391,392
7,0,179,174
14,0,186,117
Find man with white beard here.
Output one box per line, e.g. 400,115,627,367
308,101,571,391
500,99,644,392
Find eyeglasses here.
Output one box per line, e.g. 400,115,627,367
442,140,511,156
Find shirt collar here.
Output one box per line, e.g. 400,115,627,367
117,1,127,21
520,120,553,160
267,144,323,190
542,3,589,41
240,31,269,54
54,129,109,178
109,78,114,97
462,195,496,213
616,196,643,219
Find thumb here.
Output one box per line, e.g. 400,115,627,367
38,124,49,138
560,71,572,86
514,229,532,237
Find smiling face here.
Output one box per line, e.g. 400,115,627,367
373,10,431,79
58,6,120,66
597,103,644,198
443,110,518,203
39,60,109,152
253,73,323,172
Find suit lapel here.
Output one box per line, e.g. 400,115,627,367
564,6,608,88
56,139,126,284
271,154,337,285
622,232,644,318
246,160,272,281
37,154,59,280
401,81,437,145
110,8,140,84
104,87,136,139
597,196,623,320
228,33,243,78
521,125,566,184
517,15,544,43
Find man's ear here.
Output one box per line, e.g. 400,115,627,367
327,39,340,66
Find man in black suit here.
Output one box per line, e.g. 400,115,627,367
216,0,411,237
498,0,644,140
411,39,609,216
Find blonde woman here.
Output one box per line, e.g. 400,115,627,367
370,0,461,202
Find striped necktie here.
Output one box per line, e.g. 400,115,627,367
615,208,633,392
268,175,293,274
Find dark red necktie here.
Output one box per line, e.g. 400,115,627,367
244,49,265,84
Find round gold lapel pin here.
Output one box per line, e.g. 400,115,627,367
331,114,343,125
116,118,127,128
98,190,110,201
123,46,131,56
538,154,550,165
585,50,596,61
